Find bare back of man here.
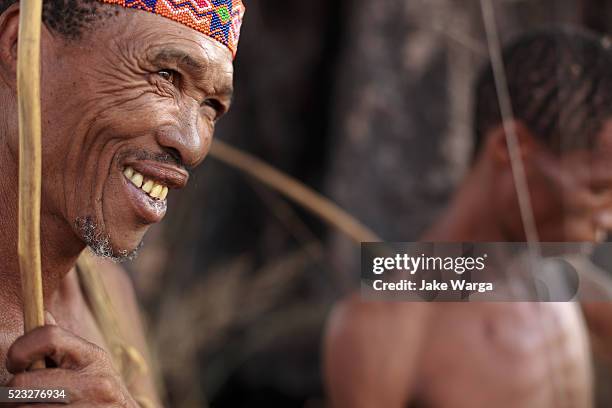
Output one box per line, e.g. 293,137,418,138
325,297,593,408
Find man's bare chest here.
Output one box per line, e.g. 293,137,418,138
417,303,593,408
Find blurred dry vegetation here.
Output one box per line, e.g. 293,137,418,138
124,0,612,406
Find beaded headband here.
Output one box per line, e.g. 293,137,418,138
100,0,245,58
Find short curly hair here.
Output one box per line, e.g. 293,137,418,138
0,0,117,40
474,26,612,154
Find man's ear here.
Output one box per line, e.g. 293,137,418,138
486,120,538,168
0,3,20,89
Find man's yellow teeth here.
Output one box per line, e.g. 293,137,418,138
123,167,169,201
142,180,154,193
150,184,162,199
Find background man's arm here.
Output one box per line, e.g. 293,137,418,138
323,295,431,408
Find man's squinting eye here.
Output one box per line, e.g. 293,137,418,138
203,98,224,116
157,69,179,84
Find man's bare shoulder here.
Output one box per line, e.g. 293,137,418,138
326,294,432,346
323,295,432,407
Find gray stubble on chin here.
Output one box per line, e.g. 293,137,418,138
75,216,142,263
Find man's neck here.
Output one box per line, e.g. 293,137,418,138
0,141,84,316
422,158,509,242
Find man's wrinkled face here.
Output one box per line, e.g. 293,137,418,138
33,9,233,260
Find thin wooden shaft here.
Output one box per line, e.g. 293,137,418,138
210,140,381,244
17,0,45,369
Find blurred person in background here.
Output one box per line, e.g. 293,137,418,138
325,27,612,408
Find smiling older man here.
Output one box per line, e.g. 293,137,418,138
0,0,243,405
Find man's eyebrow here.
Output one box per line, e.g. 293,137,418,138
151,48,208,71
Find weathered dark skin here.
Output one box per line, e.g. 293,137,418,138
325,121,612,407
0,3,233,406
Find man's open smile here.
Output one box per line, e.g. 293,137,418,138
119,160,189,224
124,167,169,201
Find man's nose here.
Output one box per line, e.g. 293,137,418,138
155,111,209,168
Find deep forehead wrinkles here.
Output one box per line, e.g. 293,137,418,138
74,9,235,99
83,9,233,71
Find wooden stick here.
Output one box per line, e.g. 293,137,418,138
210,140,381,243
17,0,45,369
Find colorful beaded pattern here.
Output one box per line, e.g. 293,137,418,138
100,0,245,58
